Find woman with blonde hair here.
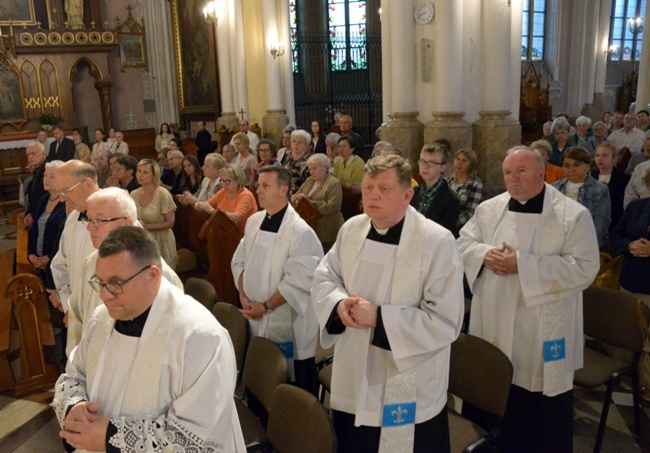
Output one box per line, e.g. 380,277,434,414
131,158,177,269
232,132,257,183
195,164,258,235
445,148,484,228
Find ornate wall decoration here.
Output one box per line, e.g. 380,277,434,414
116,5,148,72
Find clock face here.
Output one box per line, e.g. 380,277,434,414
414,2,435,25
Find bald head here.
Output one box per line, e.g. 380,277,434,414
55,160,99,213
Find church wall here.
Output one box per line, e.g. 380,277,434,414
243,0,268,129
103,0,147,131
71,64,104,135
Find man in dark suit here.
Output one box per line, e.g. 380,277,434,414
47,127,76,162
410,142,460,237
195,120,212,166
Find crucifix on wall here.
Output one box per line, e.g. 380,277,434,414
238,108,246,121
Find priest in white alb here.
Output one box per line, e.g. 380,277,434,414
53,227,245,452
232,166,323,395
50,160,100,356
457,147,600,452
312,155,464,452
70,187,183,335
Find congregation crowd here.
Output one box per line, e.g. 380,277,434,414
15,107,650,452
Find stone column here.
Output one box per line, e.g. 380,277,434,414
261,0,288,146
278,0,295,124
424,0,471,157
634,1,650,111
382,0,423,167
94,81,113,133
472,0,520,197
215,3,238,135
591,0,613,115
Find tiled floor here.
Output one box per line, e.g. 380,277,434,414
1,386,649,452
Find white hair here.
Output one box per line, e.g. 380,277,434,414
325,132,340,146
306,153,330,170
86,187,138,222
45,160,65,171
28,141,46,155
575,116,591,127
291,129,311,145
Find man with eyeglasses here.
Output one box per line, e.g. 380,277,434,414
312,155,464,452
54,226,245,452
50,160,100,357
410,143,460,237
67,187,182,337
458,147,600,452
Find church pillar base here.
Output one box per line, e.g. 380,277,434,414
382,112,424,169
472,110,521,198
262,109,289,147
425,111,472,153
217,112,239,134
581,93,613,121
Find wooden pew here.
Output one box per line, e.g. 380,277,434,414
199,209,242,307
341,187,362,221
0,249,15,392
181,137,200,159
122,128,157,162
4,273,59,396
173,200,211,271
15,209,33,274
292,197,321,230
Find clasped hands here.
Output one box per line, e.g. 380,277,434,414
60,401,110,451
483,242,519,276
337,295,377,329
239,295,266,321
629,238,650,258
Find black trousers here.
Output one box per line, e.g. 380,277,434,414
332,408,450,453
464,384,573,453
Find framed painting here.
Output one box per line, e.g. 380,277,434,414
118,33,148,72
0,57,27,130
170,0,219,115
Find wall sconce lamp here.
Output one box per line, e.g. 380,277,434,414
203,1,218,24
628,17,644,34
270,44,285,59
604,45,618,60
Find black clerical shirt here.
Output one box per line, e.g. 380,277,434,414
508,185,545,214
260,204,288,232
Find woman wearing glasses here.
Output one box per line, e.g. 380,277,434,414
195,164,258,236
552,147,611,246
131,159,178,269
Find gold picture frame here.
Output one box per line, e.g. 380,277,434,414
118,32,148,72
170,0,219,115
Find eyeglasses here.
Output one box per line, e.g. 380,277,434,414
54,179,85,197
88,265,151,295
561,162,588,170
418,159,444,168
221,178,234,185
87,217,127,228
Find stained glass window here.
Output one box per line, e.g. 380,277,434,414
522,0,546,60
328,0,367,71
290,1,299,73
609,0,645,61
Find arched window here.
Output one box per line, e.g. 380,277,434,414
609,0,646,61
521,0,547,61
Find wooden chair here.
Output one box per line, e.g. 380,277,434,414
236,336,288,447
212,302,249,387
265,384,337,453
181,137,199,159
449,333,513,453
574,286,649,453
292,197,321,229
199,209,242,306
3,273,59,396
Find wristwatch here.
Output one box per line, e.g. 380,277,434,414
263,302,271,312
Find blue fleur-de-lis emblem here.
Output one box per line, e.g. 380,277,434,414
391,406,408,424
551,341,562,359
